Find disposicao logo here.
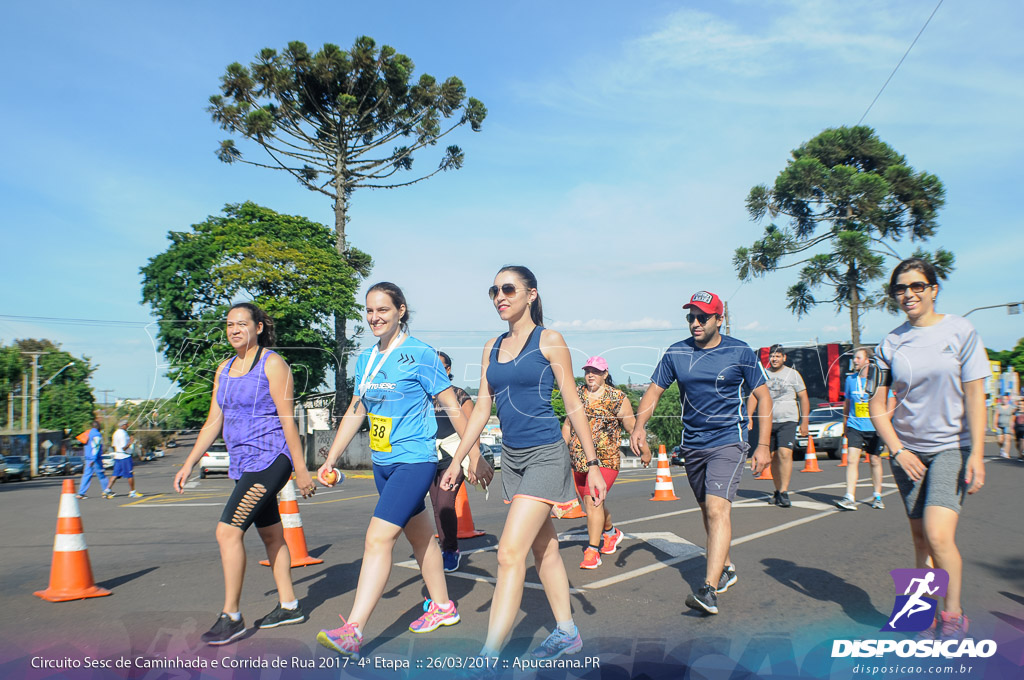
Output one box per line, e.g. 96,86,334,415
831,569,998,659
884,568,947,632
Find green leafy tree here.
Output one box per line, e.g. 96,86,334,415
141,202,360,426
0,345,24,428
647,383,684,449
4,340,96,432
734,126,952,345
208,37,487,415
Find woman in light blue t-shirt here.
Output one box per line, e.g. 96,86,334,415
870,258,989,643
315,282,493,660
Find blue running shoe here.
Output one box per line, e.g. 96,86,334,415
531,626,583,659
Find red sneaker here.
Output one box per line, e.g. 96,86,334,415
579,547,602,570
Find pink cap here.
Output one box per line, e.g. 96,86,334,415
583,356,609,372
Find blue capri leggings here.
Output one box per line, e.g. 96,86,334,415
372,462,437,527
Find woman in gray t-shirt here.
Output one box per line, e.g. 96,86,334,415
870,258,989,643
993,395,1015,458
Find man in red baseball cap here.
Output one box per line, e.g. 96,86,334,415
631,290,773,615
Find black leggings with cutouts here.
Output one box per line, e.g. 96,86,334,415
218,454,292,531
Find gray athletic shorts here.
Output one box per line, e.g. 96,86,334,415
681,441,749,503
500,439,576,505
890,447,970,519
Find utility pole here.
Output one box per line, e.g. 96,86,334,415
6,393,12,431
22,373,28,430
97,389,114,407
724,301,731,336
21,351,47,478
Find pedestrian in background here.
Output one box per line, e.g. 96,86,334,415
76,420,110,499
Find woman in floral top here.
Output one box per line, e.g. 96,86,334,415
562,356,651,570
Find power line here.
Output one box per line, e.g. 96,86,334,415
857,0,944,125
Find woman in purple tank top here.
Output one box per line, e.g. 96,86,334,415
441,265,607,662
174,303,316,646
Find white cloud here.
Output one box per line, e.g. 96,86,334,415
741,320,761,331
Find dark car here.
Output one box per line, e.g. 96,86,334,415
670,445,685,466
0,455,7,483
4,455,30,481
40,455,72,476
64,455,86,475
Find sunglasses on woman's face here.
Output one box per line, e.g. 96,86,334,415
686,313,716,325
890,282,933,298
488,283,520,300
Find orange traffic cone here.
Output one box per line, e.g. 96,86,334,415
837,438,849,467
800,436,823,472
259,479,323,568
455,482,486,538
650,445,680,501
552,496,586,519
756,453,774,479
35,479,112,602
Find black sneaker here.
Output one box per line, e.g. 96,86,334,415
771,490,781,506
685,583,719,615
717,565,737,594
259,603,306,629
777,491,792,508
201,614,246,645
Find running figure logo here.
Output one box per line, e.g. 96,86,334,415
883,568,949,631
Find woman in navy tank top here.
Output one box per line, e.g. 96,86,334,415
174,303,316,645
441,265,607,662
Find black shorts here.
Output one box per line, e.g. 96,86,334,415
219,454,292,532
770,421,797,451
846,427,882,456
1015,425,1024,442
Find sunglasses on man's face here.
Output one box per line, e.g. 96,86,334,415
686,313,716,325
890,282,933,298
488,284,520,300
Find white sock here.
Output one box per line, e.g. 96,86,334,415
556,619,576,635
845,493,855,502
226,612,241,622
281,599,298,610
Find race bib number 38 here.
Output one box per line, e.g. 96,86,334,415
368,413,393,452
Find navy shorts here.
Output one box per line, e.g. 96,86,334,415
112,457,134,478
372,462,435,527
682,442,748,503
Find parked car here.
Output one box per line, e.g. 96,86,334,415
199,441,230,478
482,443,501,470
165,440,178,449
102,454,114,469
670,445,685,466
4,455,30,481
795,406,845,459
64,455,85,475
0,455,7,483
40,455,72,476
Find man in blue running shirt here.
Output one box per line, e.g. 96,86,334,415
631,291,772,615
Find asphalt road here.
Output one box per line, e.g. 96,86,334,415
1,442,1022,680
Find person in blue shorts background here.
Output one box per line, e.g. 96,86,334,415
316,282,493,660
631,290,772,616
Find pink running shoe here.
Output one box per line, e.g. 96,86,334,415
600,528,624,555
409,599,460,633
940,611,970,640
317,615,362,659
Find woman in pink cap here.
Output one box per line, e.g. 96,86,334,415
562,356,651,569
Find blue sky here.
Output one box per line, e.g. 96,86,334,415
1,1,1022,401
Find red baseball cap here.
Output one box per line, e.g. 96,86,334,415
683,290,724,315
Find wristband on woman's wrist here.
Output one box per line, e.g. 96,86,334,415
586,459,600,468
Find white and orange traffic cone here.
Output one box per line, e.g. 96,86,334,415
455,482,486,538
650,445,680,501
837,437,849,467
800,436,823,473
35,479,112,602
756,455,774,480
259,479,323,568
